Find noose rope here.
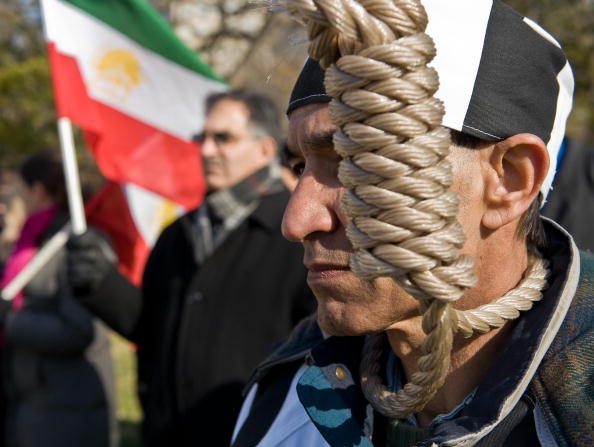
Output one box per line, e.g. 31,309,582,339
285,0,549,418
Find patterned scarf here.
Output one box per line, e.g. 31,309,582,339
193,164,284,263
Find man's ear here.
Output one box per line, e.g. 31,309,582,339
482,134,549,230
259,136,278,163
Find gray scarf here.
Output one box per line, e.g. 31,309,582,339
192,163,284,263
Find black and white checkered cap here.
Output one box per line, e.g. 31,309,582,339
287,0,574,200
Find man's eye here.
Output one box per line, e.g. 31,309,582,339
289,160,305,177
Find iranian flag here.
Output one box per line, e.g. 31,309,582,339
40,0,226,283
85,181,182,285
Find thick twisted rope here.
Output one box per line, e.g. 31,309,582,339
455,253,549,338
359,253,548,417
284,0,549,418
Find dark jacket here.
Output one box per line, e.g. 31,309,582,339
3,218,117,447
84,189,316,446
233,219,593,447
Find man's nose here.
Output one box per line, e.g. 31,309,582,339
200,135,218,158
282,173,339,242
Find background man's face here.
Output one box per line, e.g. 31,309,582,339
199,98,265,191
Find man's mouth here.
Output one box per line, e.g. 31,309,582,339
306,262,350,282
202,159,222,169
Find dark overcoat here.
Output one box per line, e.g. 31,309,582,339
86,189,316,446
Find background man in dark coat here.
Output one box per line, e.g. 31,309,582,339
66,90,316,447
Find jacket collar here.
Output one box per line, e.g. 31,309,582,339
243,314,325,394
426,218,579,446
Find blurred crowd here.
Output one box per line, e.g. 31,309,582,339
0,174,26,272
0,89,315,447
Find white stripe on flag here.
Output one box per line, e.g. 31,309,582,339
124,183,185,246
42,0,225,141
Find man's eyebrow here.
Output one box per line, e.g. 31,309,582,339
284,129,337,160
303,130,336,150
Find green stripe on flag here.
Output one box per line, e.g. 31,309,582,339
62,0,223,82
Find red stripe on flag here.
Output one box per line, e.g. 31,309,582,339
86,182,149,286
47,44,205,210
48,42,102,133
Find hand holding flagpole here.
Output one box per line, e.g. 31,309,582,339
1,118,86,301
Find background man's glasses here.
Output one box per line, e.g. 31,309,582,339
192,131,238,145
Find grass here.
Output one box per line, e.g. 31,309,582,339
110,332,142,447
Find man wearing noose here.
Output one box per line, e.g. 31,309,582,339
231,0,593,445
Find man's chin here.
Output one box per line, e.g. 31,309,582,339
204,174,227,191
316,304,376,337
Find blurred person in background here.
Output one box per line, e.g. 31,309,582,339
0,171,26,447
0,200,7,271
280,141,300,191
0,175,27,274
66,90,316,446
0,151,117,447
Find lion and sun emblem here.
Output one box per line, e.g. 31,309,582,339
92,49,142,103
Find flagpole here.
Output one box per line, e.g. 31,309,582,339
1,118,87,301
1,228,70,301
58,117,87,235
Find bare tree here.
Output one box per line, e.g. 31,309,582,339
163,0,308,117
